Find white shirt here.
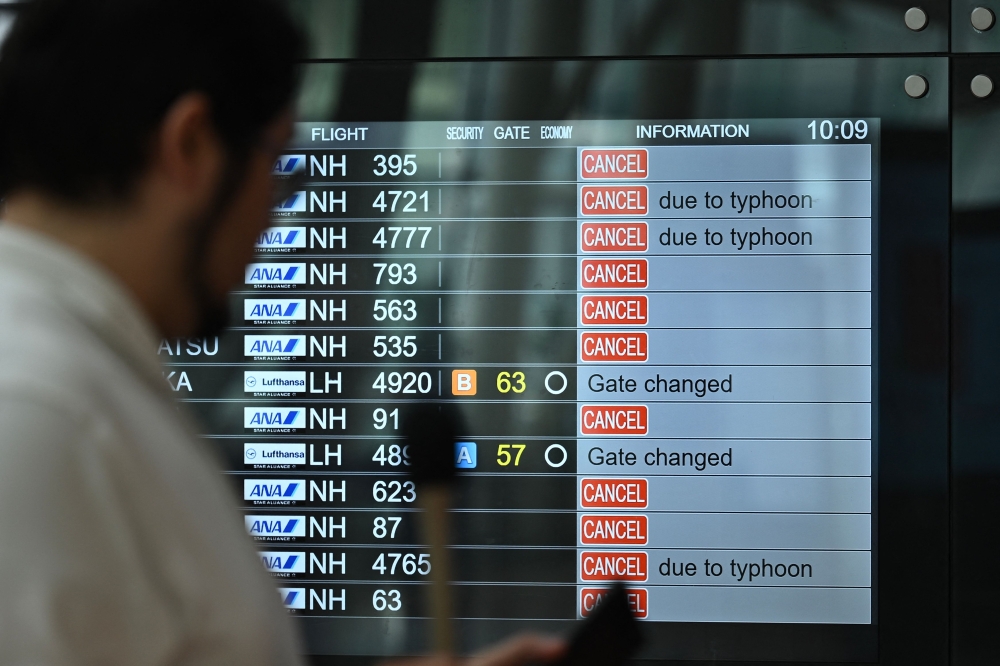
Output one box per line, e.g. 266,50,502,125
0,225,303,666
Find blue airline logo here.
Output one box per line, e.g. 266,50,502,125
273,155,306,175
243,407,305,428
245,515,306,537
256,227,306,249
260,551,306,573
272,191,306,212
244,479,306,501
244,299,306,321
245,263,306,285
244,335,306,357
279,587,306,609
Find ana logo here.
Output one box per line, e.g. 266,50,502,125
245,515,306,537
244,479,306,501
260,551,306,573
244,335,306,357
243,407,305,428
272,191,306,212
256,227,306,249
244,371,307,393
245,263,305,285
279,587,306,609
244,443,307,464
243,299,306,321
273,155,306,175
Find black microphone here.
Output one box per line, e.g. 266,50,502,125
402,403,463,655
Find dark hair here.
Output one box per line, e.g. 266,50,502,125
0,0,304,202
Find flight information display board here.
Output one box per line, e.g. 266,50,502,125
164,117,876,657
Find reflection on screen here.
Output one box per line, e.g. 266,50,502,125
163,117,875,654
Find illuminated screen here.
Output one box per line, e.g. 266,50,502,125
168,117,877,660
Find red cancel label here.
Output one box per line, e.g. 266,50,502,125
581,588,648,619
580,149,648,179
581,296,648,326
581,332,648,362
581,259,648,289
580,478,649,508
580,552,648,581
580,405,648,435
581,222,648,252
581,515,648,545
580,186,648,216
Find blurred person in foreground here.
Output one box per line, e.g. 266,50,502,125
0,1,564,665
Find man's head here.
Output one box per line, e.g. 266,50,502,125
0,0,304,337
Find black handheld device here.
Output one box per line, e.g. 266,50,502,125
553,584,643,666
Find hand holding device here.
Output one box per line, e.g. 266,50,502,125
404,403,462,655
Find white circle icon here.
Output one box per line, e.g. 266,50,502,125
544,443,568,468
544,371,568,395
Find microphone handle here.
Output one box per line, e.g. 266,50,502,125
419,485,455,655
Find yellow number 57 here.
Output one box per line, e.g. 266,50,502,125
497,444,526,466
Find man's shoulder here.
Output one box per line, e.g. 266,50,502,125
0,276,138,407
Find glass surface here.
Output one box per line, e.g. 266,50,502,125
952,0,1000,52
165,57,949,663
950,55,1000,664
0,8,17,47
285,0,948,60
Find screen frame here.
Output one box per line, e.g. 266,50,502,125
275,55,950,665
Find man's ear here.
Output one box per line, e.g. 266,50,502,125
151,93,224,198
